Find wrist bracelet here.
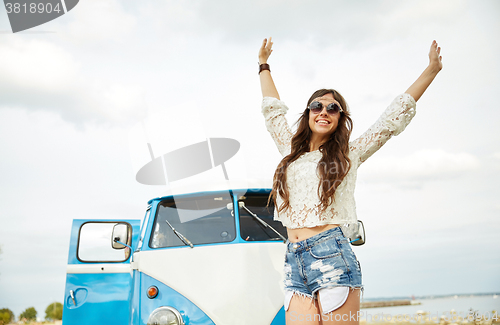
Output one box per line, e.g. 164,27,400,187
258,63,270,74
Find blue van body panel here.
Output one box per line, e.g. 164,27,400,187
64,273,132,324
271,307,286,325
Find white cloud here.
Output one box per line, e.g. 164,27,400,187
187,0,468,47
0,38,147,125
358,149,481,185
62,0,137,45
90,82,147,124
0,38,79,91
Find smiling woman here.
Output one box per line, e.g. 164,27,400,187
258,37,442,325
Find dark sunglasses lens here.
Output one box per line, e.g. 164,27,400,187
309,101,323,113
326,103,341,114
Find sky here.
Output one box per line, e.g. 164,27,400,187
0,0,499,319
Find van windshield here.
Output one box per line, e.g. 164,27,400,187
150,193,235,248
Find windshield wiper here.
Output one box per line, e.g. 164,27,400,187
165,219,194,248
238,202,287,243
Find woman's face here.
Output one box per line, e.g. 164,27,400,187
308,93,342,138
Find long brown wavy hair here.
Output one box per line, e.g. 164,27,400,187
270,89,353,214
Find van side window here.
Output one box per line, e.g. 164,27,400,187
78,222,132,262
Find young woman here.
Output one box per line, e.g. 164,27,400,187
258,38,442,324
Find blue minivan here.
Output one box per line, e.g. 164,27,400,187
62,180,288,325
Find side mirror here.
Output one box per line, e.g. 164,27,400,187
350,220,365,246
112,223,131,249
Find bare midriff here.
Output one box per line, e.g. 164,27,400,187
286,224,340,243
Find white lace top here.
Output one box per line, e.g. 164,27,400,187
262,93,416,230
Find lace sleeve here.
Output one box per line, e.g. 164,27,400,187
262,97,293,156
350,93,416,164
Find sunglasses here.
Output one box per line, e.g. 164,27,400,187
308,101,343,115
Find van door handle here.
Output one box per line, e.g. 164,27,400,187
69,290,76,306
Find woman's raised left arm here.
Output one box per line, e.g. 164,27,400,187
350,41,442,163
405,40,443,102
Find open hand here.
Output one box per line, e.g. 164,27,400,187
429,40,443,72
405,40,443,102
259,37,273,64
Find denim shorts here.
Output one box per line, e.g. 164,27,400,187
283,227,363,300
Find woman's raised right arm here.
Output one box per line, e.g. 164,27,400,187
259,38,292,156
259,37,280,99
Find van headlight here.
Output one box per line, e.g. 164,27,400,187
147,306,184,325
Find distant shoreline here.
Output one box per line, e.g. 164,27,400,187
362,299,421,308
